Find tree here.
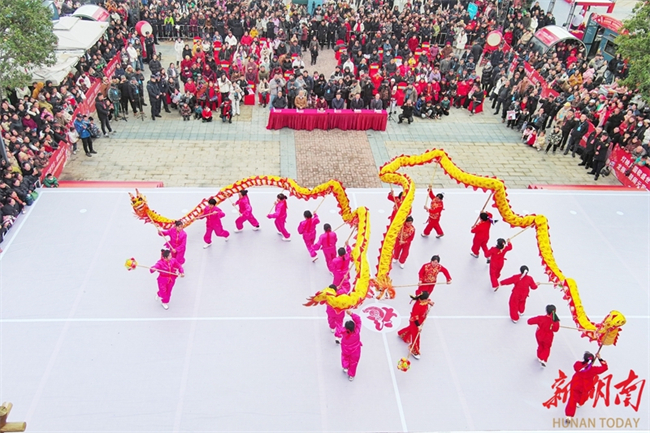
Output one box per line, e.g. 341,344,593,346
0,0,57,92
615,2,650,102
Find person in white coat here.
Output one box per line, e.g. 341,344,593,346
174,38,184,66
230,82,244,116
454,29,468,57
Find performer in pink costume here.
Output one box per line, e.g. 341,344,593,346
150,249,184,310
297,210,320,261
313,223,338,272
335,310,363,381
326,284,349,334
159,220,188,264
267,193,291,241
233,189,260,232
202,198,230,248
331,243,352,292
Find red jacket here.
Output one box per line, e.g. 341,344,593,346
570,360,609,392
527,314,559,343
486,242,513,269
471,215,492,241
500,273,538,297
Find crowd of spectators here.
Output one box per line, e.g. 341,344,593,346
2,0,650,246
0,5,133,246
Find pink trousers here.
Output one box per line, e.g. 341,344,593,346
235,213,260,230
341,348,361,377
326,305,345,330
204,224,230,244
274,217,291,238
157,277,177,303
323,247,337,272
302,234,317,257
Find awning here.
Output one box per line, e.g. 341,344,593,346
53,16,109,51
72,5,110,22
30,50,85,85
530,25,586,53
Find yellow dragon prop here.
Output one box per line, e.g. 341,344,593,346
129,149,625,346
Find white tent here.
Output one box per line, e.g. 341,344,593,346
53,16,109,51
30,50,85,85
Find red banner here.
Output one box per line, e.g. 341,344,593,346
103,56,119,80
41,141,72,181
608,146,650,190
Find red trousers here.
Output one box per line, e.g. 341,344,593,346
489,263,504,288
423,218,443,236
509,293,527,321
536,336,553,362
471,236,489,257
398,323,421,355
565,387,590,417
393,241,411,264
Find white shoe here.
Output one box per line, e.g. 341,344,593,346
343,368,348,373
277,231,282,235
412,353,420,360
203,243,212,249
436,234,444,238
161,302,169,310
564,417,572,425
311,256,319,262
511,319,518,323
421,233,429,237
392,258,397,262
156,293,161,301
224,236,229,242
234,228,243,233
335,338,341,344
252,226,260,231
348,375,354,381
282,237,291,241
399,263,405,269
470,253,479,258
538,358,546,367
330,328,335,333
494,286,500,292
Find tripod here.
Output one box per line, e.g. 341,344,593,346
387,98,398,122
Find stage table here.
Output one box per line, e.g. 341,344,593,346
266,109,387,131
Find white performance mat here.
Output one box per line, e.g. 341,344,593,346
0,188,648,432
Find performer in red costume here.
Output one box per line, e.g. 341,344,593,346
564,352,609,422
527,304,560,366
485,238,513,291
470,212,493,258
393,216,415,268
150,249,184,310
201,198,229,248
387,189,404,221
416,255,452,296
422,187,444,238
500,265,538,322
397,291,434,359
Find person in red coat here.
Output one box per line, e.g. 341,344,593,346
397,291,434,359
564,352,609,421
470,212,493,258
387,189,404,221
500,265,538,322
486,238,513,291
422,188,444,238
393,216,415,268
416,255,452,296
527,304,560,366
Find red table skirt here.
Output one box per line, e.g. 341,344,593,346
266,109,387,131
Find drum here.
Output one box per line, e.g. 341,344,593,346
486,31,503,48
135,21,153,37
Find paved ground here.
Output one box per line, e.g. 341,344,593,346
61,42,621,189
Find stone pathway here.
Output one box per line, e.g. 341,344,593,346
60,41,621,189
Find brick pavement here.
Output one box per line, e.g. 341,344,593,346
295,130,381,188
60,41,622,189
